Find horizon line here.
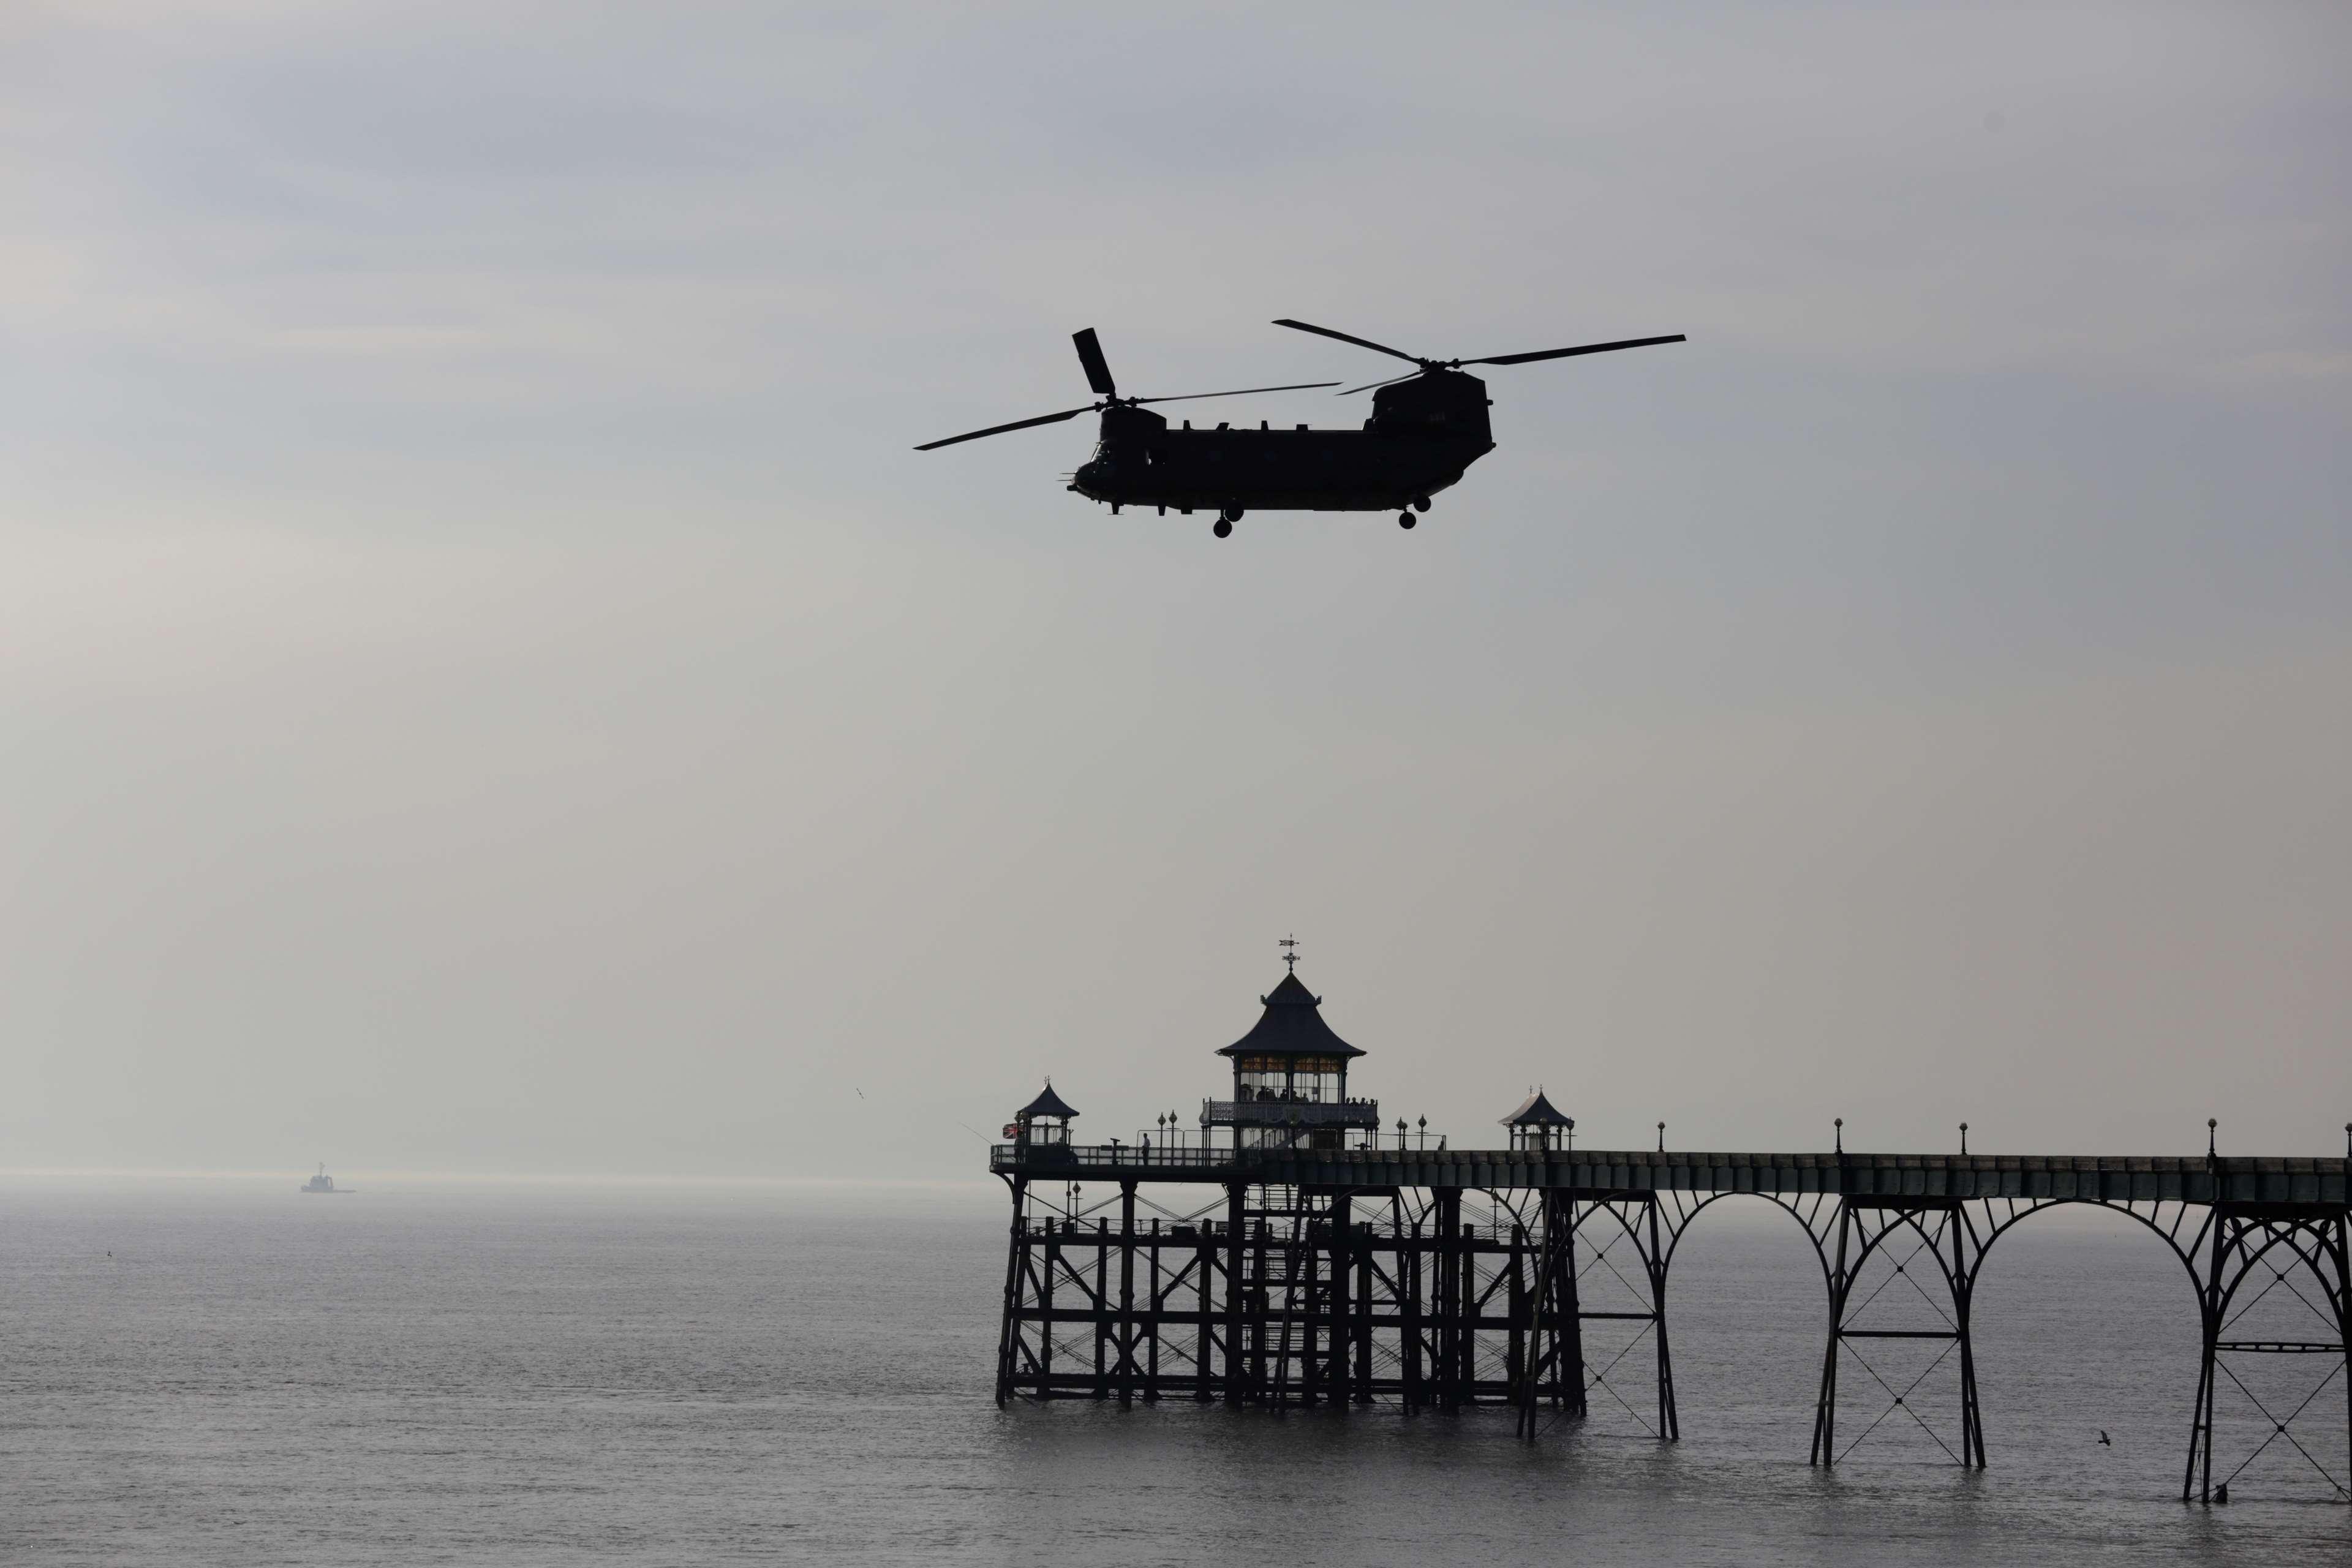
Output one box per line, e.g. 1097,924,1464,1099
0,1166,1001,1190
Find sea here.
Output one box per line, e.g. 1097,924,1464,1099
4,1178,2346,1566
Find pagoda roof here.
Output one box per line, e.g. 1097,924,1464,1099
1500,1088,1573,1127
1016,1081,1079,1121
1218,971,1365,1060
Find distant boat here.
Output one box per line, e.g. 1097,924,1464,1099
300,1163,353,1194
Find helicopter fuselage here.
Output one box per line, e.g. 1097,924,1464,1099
1070,368,1495,514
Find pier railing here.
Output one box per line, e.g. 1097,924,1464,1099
990,1144,2348,1204
992,1144,1233,1172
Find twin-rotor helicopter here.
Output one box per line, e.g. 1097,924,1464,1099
916,318,1684,538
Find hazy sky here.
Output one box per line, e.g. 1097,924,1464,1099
6,2,2347,1177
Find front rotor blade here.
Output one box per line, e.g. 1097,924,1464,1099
1466,334,1686,366
1270,318,1423,364
1132,380,1340,405
1338,371,1422,396
1072,328,1117,398
914,405,1095,451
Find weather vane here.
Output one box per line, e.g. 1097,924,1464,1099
1278,933,1300,973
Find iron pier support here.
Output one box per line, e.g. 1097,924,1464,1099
1811,1199,1984,1469
1223,1182,1245,1404
2182,1207,2351,1504
993,1176,1026,1406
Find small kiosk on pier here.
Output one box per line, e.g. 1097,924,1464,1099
1009,1082,1079,1161
1501,1090,1574,1154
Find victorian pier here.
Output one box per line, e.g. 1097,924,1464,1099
989,961,2351,1506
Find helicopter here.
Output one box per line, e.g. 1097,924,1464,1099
915,320,1684,537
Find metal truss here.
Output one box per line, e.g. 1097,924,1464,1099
992,1170,2350,1505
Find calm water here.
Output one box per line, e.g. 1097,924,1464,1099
4,1179,2345,1565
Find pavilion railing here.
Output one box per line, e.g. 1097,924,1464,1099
992,1144,1238,1172
1202,1098,1381,1126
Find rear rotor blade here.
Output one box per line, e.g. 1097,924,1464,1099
1133,380,1340,405
1072,328,1117,398
914,405,1095,451
1270,318,1423,364
1464,334,1686,366
1338,371,1422,396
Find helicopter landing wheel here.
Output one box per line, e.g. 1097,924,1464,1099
1213,518,1232,539
1398,511,1416,530
1412,496,1431,513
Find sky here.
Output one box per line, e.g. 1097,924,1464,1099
4,1,2348,1178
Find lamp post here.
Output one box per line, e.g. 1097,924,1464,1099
1417,1115,1427,1152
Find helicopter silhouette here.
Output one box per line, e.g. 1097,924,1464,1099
916,320,1684,537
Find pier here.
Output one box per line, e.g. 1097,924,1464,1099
989,962,2351,1506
